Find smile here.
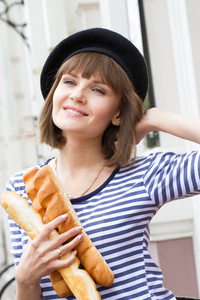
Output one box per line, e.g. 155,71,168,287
63,107,88,116
66,108,84,115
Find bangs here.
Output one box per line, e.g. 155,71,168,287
56,52,132,95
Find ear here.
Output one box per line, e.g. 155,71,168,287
112,112,120,126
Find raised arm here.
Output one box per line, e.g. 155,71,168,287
135,107,200,145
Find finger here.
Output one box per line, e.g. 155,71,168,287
58,233,83,258
39,214,68,241
56,250,78,269
50,226,82,251
54,233,83,259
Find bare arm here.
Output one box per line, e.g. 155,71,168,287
136,107,200,145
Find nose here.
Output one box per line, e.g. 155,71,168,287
69,88,87,104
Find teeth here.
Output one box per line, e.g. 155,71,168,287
66,109,84,115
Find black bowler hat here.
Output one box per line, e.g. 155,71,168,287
40,27,148,101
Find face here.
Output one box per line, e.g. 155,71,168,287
52,71,120,141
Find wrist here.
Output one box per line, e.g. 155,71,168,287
145,107,169,132
17,279,41,291
142,107,159,132
16,280,42,300
16,272,41,292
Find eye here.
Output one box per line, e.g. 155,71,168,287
64,80,76,86
92,88,105,95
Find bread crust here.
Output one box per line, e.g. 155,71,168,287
23,168,68,297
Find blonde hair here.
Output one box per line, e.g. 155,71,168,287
39,52,146,167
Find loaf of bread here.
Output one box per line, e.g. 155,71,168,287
23,168,48,223
49,270,72,298
1,191,101,300
23,168,70,297
24,164,114,287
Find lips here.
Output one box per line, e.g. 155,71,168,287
63,106,88,116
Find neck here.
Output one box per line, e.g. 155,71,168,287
51,137,116,199
53,139,108,198
57,137,105,175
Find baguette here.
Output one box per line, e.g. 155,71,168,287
1,191,101,300
25,164,114,287
23,168,70,297
23,168,48,223
49,271,72,298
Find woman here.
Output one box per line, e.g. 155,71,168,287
5,28,200,299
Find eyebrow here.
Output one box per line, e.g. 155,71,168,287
92,79,107,85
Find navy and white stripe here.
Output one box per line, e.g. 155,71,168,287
5,151,200,299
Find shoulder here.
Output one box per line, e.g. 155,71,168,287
118,152,170,174
113,153,161,185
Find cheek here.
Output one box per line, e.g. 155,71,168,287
98,102,119,121
52,85,64,106
93,96,119,118
93,105,112,124
92,106,118,132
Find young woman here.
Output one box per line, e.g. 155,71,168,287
5,28,200,300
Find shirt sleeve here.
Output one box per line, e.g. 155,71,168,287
143,151,200,207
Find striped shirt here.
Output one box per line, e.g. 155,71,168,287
5,151,200,300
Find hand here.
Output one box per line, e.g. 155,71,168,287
15,214,83,288
135,108,156,144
